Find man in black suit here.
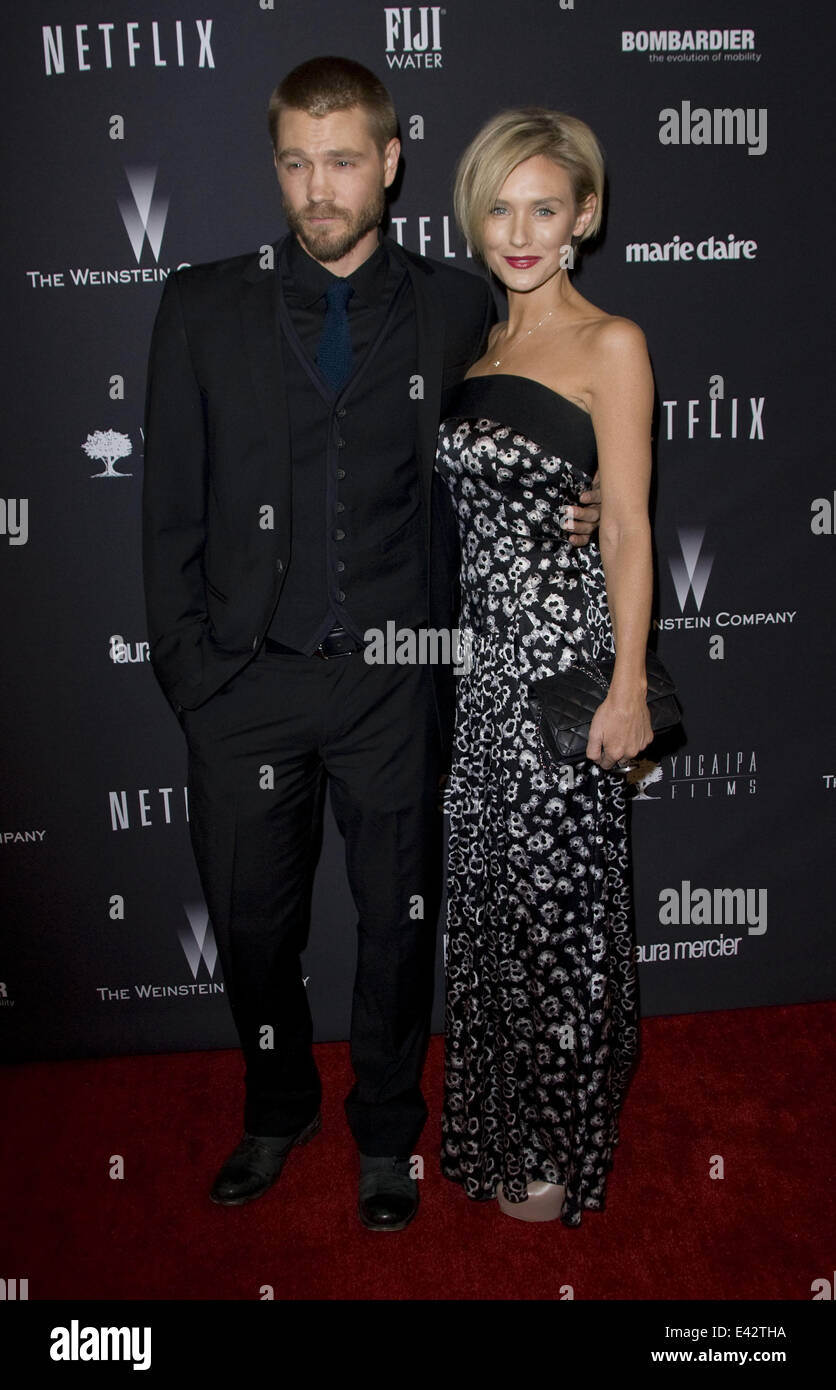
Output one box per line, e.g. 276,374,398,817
142,56,600,1231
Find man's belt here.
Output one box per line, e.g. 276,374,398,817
264,624,366,660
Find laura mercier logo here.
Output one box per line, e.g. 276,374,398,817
118,167,168,264
109,634,150,664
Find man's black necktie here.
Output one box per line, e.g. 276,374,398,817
316,280,354,393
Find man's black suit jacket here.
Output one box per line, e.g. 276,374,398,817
141,233,496,754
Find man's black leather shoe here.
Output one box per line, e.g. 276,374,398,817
210,1113,322,1205
357,1154,418,1231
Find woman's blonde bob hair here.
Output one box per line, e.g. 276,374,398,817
453,107,605,261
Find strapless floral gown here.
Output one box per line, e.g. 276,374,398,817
435,374,640,1228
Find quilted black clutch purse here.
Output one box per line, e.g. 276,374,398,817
528,648,681,763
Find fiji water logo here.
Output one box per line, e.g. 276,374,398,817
384,7,443,68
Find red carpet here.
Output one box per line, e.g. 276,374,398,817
2,1002,832,1300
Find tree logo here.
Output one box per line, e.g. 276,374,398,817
82,429,133,478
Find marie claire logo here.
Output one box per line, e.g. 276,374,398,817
109,635,150,664
623,29,761,64
626,233,758,264
42,20,215,75
659,102,766,156
384,7,443,68
83,429,132,478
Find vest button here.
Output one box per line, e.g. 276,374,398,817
334,529,345,541
337,468,346,480
337,590,346,602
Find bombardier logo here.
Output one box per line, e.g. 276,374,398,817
119,167,168,263
669,527,714,613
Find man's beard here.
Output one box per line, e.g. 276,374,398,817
283,187,385,263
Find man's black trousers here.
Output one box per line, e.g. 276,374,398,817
181,646,443,1156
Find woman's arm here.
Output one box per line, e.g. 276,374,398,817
585,317,655,768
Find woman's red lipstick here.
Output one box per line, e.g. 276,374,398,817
505,256,541,269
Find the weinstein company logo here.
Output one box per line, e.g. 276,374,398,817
659,530,795,633
384,7,443,68
119,167,168,263
179,901,219,980
670,527,713,613
26,169,175,290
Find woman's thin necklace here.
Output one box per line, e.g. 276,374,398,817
491,309,554,368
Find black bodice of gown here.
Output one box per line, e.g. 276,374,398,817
440,373,598,482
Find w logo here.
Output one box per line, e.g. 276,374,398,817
118,166,169,263
179,901,219,979
669,526,714,612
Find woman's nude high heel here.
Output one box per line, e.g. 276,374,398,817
496,1179,566,1222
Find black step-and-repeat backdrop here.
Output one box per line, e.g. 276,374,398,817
2,3,833,1061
